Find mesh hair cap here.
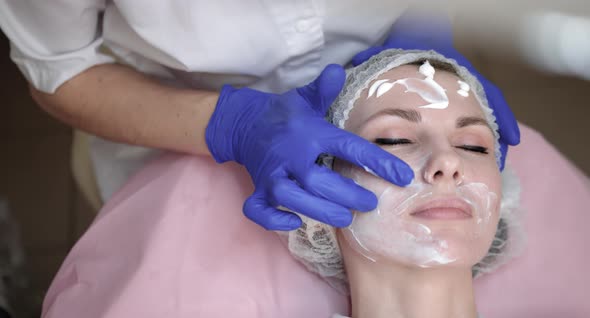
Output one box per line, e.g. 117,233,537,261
282,49,523,294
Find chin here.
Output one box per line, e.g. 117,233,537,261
342,214,499,269
421,227,496,268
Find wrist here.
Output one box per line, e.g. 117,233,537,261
206,85,236,163
205,85,264,164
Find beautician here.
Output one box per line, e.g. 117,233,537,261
0,1,519,230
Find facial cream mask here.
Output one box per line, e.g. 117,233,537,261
367,61,449,110
339,167,498,268
457,80,471,97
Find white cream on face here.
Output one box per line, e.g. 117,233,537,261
367,61,449,109
341,169,498,268
338,141,498,268
457,80,471,97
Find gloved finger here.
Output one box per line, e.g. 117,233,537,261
351,46,385,66
321,127,414,186
479,78,521,146
293,164,378,212
297,64,346,116
243,191,302,231
268,177,354,227
498,141,508,171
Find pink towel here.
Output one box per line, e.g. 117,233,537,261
43,124,590,318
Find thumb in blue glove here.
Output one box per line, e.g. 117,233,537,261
206,65,414,230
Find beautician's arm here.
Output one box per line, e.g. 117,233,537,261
30,63,218,156
7,0,414,231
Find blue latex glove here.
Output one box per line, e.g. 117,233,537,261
352,10,520,170
206,65,414,230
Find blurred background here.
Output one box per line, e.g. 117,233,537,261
1,7,589,317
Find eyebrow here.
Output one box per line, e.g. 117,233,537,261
456,116,491,130
365,108,422,123
361,108,492,131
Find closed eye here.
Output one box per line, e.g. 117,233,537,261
374,138,413,146
456,145,489,154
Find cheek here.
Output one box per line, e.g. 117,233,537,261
472,200,502,265
464,160,502,212
334,160,392,194
468,170,503,263
464,161,502,196
391,145,430,169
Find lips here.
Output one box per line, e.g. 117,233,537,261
410,197,472,220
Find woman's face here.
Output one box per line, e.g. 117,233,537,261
336,63,502,268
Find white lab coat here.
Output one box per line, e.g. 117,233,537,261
0,0,408,200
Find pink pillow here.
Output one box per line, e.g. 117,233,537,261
474,124,590,317
42,156,347,318
43,124,589,318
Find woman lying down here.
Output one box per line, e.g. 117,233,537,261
284,49,523,318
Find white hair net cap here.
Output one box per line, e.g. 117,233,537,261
282,49,524,294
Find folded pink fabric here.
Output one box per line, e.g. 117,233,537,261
43,124,590,318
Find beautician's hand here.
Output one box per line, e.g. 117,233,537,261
352,10,520,170
206,65,413,230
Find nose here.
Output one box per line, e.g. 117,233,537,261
423,149,464,186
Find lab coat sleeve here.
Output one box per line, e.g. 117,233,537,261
0,0,115,93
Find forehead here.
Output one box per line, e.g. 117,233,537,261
345,64,486,132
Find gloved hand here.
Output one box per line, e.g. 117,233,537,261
352,10,520,170
206,65,414,230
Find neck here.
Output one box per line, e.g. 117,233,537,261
344,250,477,318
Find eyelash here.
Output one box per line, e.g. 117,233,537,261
456,145,489,154
374,138,489,154
374,138,412,145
